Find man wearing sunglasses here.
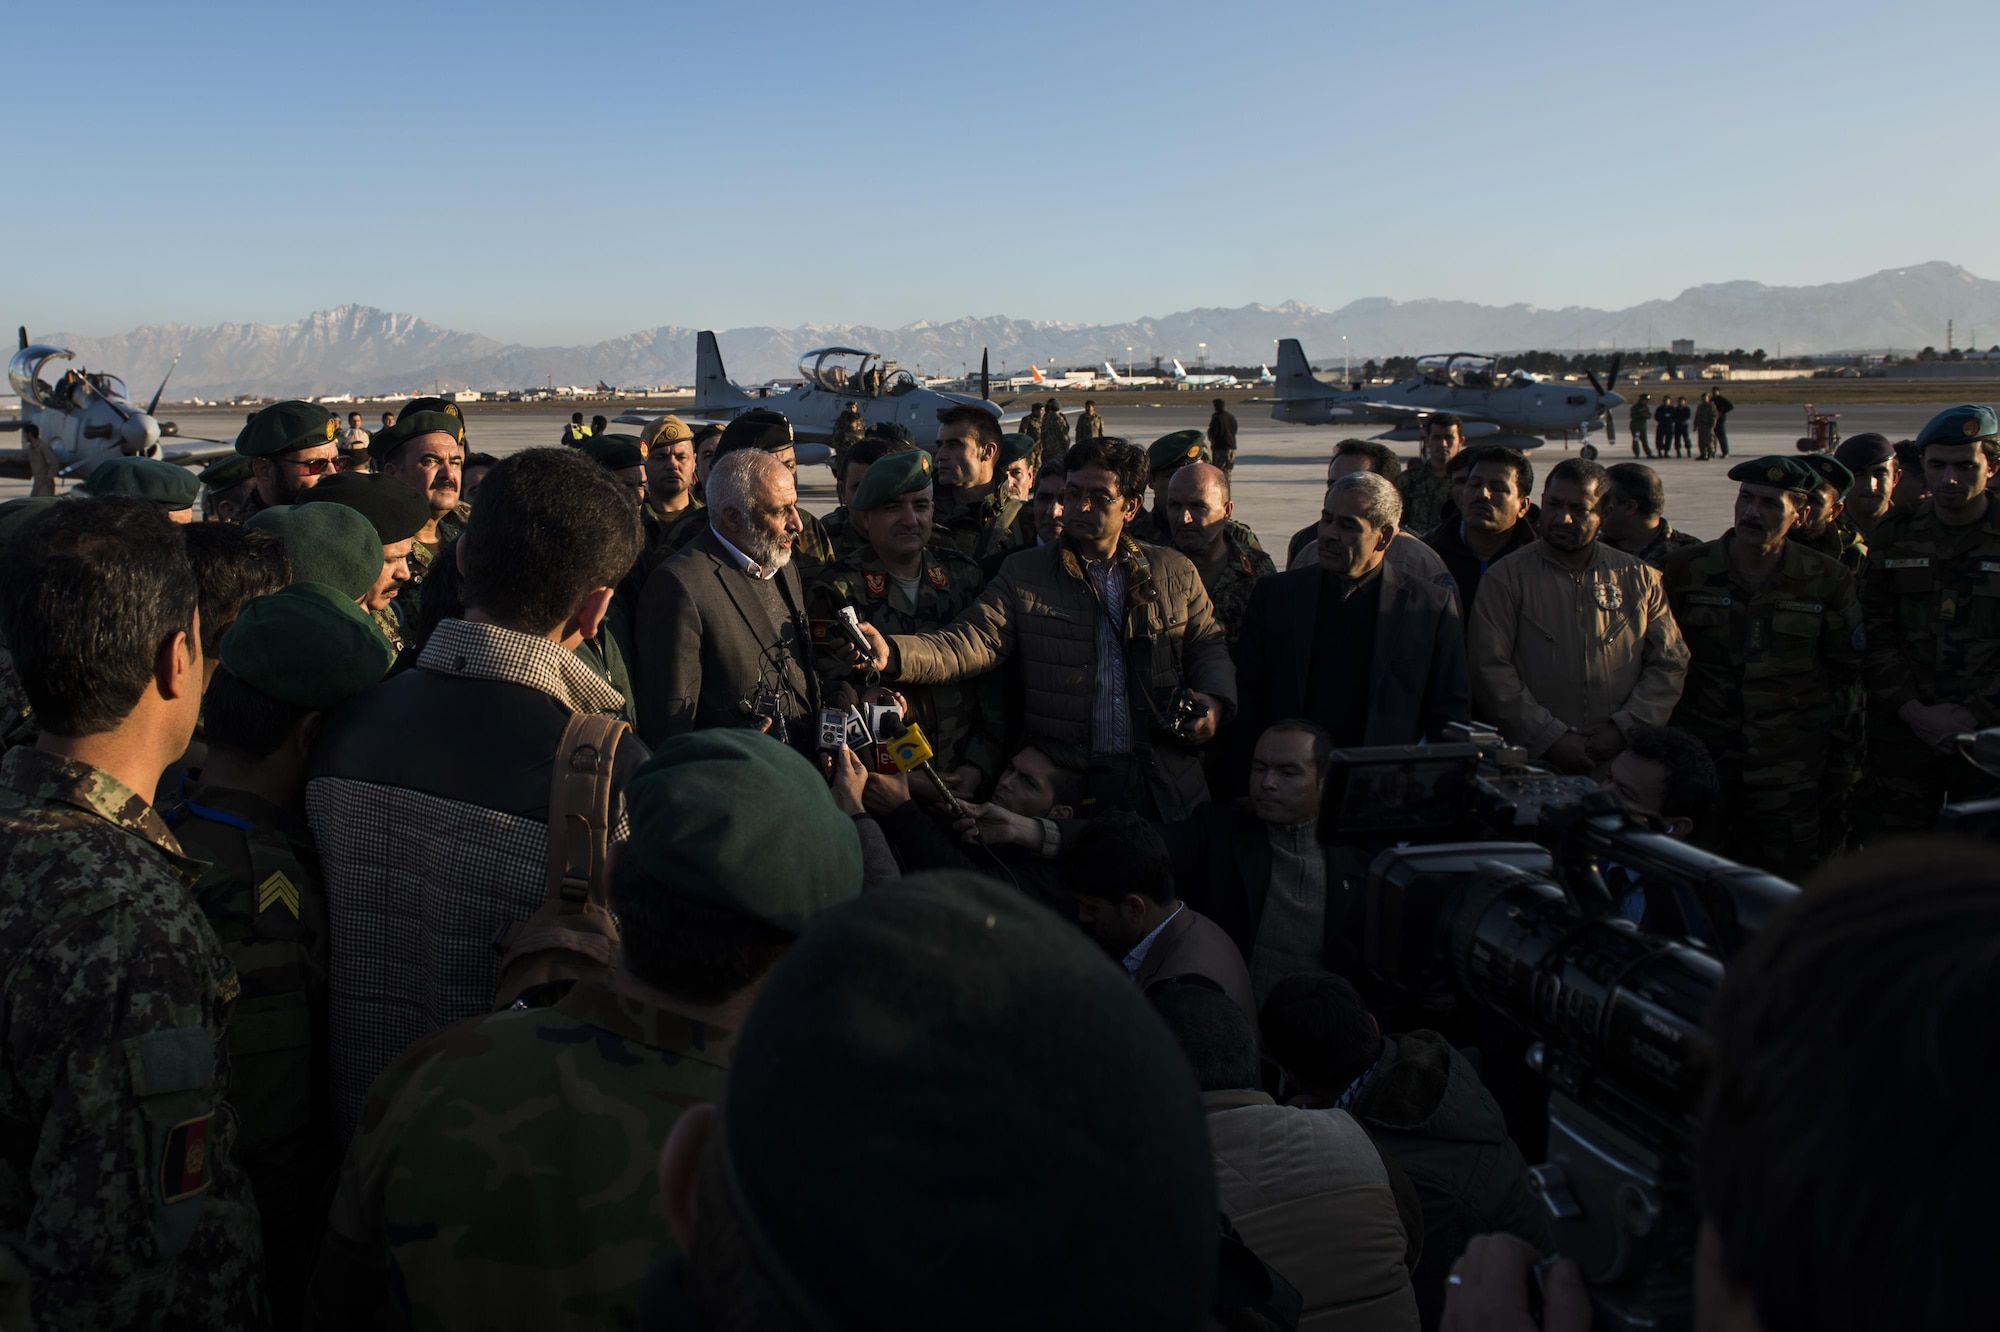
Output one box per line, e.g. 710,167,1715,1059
232,399,342,520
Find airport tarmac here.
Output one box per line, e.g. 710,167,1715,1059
6,398,1966,555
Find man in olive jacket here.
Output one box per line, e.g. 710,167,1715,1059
847,436,1234,820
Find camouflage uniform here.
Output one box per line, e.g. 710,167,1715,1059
309,981,733,1331
1184,532,1276,653
165,783,333,1328
1020,413,1043,463
831,408,866,462
399,502,471,641
1857,499,2000,837
0,646,35,757
1075,410,1106,442
1662,536,1865,877
821,504,865,563
1396,465,1452,537
0,749,266,1328
809,544,1006,782
1630,519,1705,572
793,507,838,576
1040,408,1072,459
1797,523,1868,577
932,487,1035,564
648,500,710,573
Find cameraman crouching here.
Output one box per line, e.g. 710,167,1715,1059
1443,838,2000,1331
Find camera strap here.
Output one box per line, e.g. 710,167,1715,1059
1074,543,1173,760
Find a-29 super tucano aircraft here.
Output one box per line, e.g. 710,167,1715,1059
1267,337,1626,450
617,331,1005,461
0,329,235,486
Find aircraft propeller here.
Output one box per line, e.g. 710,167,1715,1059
145,351,183,417
981,349,990,402
1585,353,1625,400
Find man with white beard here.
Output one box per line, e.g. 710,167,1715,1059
635,422,826,758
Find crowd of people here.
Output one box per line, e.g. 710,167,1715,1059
0,389,1994,1331
1621,388,1735,460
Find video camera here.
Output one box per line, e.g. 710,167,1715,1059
1318,724,1796,1332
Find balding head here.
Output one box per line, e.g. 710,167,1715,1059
1167,462,1233,558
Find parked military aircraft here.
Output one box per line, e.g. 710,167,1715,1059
1267,338,1625,449
1,330,234,484
615,332,1003,460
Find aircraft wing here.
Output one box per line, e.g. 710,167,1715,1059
159,441,238,467
1341,399,1502,425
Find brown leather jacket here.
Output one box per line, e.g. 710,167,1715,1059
889,536,1237,820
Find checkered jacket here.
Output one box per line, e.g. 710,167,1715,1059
306,619,643,1139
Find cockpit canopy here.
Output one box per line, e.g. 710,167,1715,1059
1416,353,1499,390
6,345,128,409
799,347,919,396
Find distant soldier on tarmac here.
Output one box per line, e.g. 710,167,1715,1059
1629,393,1652,457
831,401,866,460
1208,397,1239,474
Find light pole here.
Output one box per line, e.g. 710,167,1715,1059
1198,342,1207,372
1341,334,1348,382
1125,346,1133,380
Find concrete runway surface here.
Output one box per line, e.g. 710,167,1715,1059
8,398,1965,552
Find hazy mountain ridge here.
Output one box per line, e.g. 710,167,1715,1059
32,263,2000,398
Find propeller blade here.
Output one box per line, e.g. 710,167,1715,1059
981,349,990,402
145,350,183,417
1605,353,1623,391
1586,369,1605,396
16,327,24,351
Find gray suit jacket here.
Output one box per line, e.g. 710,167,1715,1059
1234,561,1471,753
633,526,822,749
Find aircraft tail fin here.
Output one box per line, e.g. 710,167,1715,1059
1030,364,1045,383
1274,339,1330,400
693,332,754,410
1103,362,1121,383
1171,359,1189,378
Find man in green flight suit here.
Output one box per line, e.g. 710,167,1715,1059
931,404,1034,562
1661,455,1865,876
165,582,393,1326
1857,404,2000,837
307,729,864,1331
0,497,266,1328
808,449,1006,797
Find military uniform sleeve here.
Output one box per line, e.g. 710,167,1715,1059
803,569,863,714
634,567,703,748
9,897,243,1315
1821,567,1868,788
1613,565,1690,735
1466,561,1564,755
1176,568,1238,718
1859,530,1918,712
889,571,1018,687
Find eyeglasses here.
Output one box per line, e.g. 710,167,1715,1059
285,456,336,476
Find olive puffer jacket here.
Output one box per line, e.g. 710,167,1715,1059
889,536,1237,820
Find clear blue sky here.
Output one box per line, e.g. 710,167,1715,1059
11,0,1996,344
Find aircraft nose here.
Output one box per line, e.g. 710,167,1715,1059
1603,391,1626,409
127,414,162,457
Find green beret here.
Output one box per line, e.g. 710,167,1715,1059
1913,404,1999,450
580,433,646,471
850,449,935,511
369,409,465,461
863,421,913,445
236,400,338,458
83,457,201,509
0,497,59,543
396,396,468,432
1799,453,1854,496
1727,455,1818,494
197,454,255,490
715,408,796,456
244,503,384,602
219,582,393,711
296,471,432,544
1148,429,1211,474
998,432,1036,466
623,729,861,932
724,874,1217,1326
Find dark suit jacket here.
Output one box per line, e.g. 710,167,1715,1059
1161,802,1357,980
1132,903,1257,1019
1234,562,1471,758
633,527,822,749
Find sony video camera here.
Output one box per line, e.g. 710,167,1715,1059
1318,724,1796,1332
